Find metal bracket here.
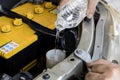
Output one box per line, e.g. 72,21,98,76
74,49,92,63
92,3,108,61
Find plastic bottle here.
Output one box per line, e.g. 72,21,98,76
55,0,88,31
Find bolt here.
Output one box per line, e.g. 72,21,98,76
112,60,119,64
76,49,83,55
42,73,50,79
19,76,26,80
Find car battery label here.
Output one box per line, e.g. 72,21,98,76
0,41,19,54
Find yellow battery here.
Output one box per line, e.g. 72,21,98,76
0,16,38,59
12,2,57,30
0,2,57,75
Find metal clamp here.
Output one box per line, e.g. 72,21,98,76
74,49,92,63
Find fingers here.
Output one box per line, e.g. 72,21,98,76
87,59,111,67
58,0,69,9
91,64,111,73
85,72,102,80
86,0,98,18
58,0,99,19
86,59,120,80
87,59,112,73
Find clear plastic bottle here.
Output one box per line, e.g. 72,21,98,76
55,0,88,31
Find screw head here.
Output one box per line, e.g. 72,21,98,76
42,73,50,79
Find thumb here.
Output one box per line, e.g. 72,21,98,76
86,62,93,68
86,0,99,18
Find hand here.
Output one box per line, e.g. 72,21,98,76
58,0,99,19
86,0,99,18
85,59,120,80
